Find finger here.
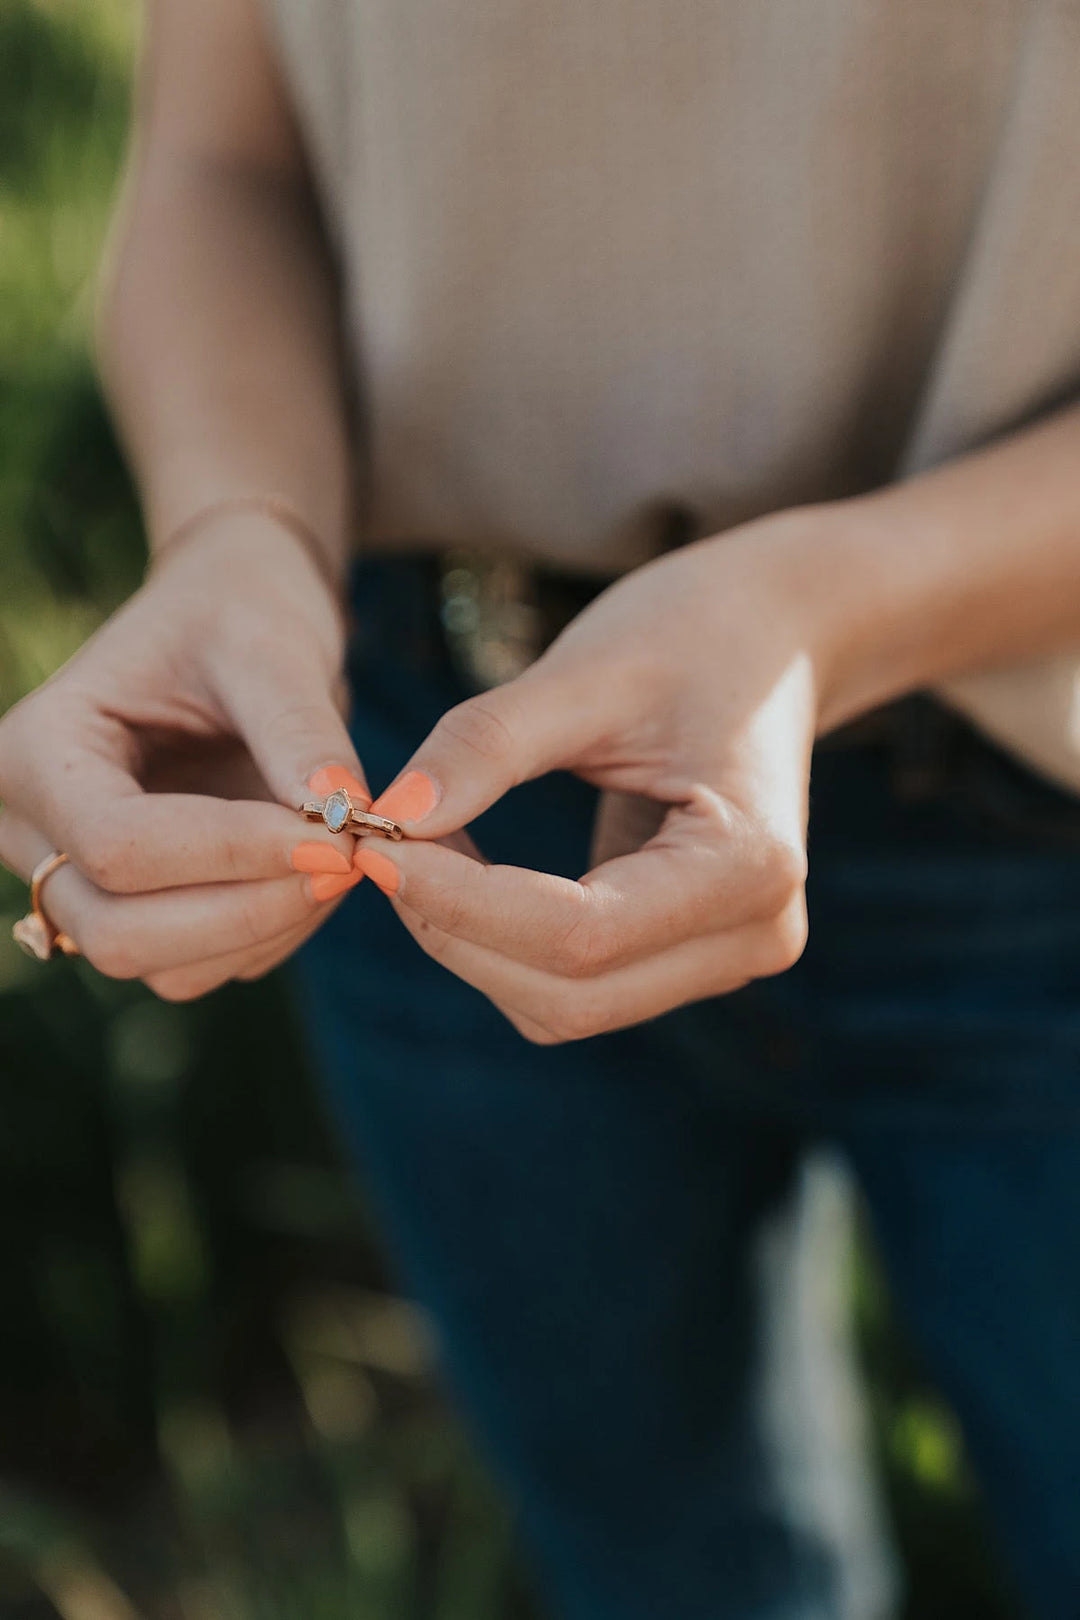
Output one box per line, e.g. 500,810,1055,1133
0,709,354,894
488,1001,561,1045
235,917,320,979
391,893,807,1041
154,863,358,998
0,813,357,977
368,666,603,836
353,796,804,976
145,910,326,1002
213,637,370,812
70,871,352,978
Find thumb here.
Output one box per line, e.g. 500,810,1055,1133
371,669,593,837
219,644,370,810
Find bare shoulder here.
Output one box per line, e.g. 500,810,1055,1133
139,0,304,178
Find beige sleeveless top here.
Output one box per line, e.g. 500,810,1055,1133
264,0,1080,794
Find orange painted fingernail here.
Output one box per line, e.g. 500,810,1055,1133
353,846,401,896
311,871,364,902
372,770,439,826
291,842,352,876
308,765,371,804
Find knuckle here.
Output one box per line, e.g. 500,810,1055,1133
81,923,140,982
770,835,809,894
436,695,515,765
245,673,340,751
553,909,613,979
752,834,808,912
147,970,214,1003
236,892,274,951
512,1016,564,1047
557,1010,604,1043
269,698,335,739
409,912,455,964
216,833,247,884
544,992,607,1044
434,887,472,939
760,899,809,977
73,829,139,895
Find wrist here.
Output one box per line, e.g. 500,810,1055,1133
708,504,893,733
789,495,925,733
786,406,1080,733
150,493,347,594
146,509,347,654
740,495,968,737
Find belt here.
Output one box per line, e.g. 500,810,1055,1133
433,548,610,689
407,549,1080,846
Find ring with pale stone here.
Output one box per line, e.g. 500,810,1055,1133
300,790,404,841
12,851,80,961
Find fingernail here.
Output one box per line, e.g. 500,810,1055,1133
353,846,401,896
372,770,440,826
308,765,371,804
311,871,364,903
291,842,353,876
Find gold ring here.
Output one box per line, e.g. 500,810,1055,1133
300,790,404,841
12,852,80,962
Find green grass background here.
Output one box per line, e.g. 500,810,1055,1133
0,5,1024,1616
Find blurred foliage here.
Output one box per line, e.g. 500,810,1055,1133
0,3,1022,1617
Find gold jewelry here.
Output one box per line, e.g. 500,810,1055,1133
151,495,340,592
12,852,80,961
300,790,404,840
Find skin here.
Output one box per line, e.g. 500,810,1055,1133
0,0,367,1000
355,445,1080,1043
0,517,367,998
2,0,1080,1028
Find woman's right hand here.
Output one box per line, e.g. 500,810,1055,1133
0,513,369,999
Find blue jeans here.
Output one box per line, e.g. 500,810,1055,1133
296,559,1080,1619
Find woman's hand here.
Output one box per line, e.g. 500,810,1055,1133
0,514,368,999
354,507,867,1043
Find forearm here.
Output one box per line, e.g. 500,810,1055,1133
98,151,353,579
812,403,1080,730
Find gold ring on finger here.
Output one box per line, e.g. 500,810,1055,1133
12,852,80,962
299,790,404,841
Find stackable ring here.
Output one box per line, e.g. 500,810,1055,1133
300,790,404,841
12,852,80,962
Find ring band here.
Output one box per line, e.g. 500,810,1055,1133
300,790,404,841
12,852,80,962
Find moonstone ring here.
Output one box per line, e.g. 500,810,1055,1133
300,790,404,840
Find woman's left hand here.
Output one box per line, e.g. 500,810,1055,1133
355,505,867,1043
